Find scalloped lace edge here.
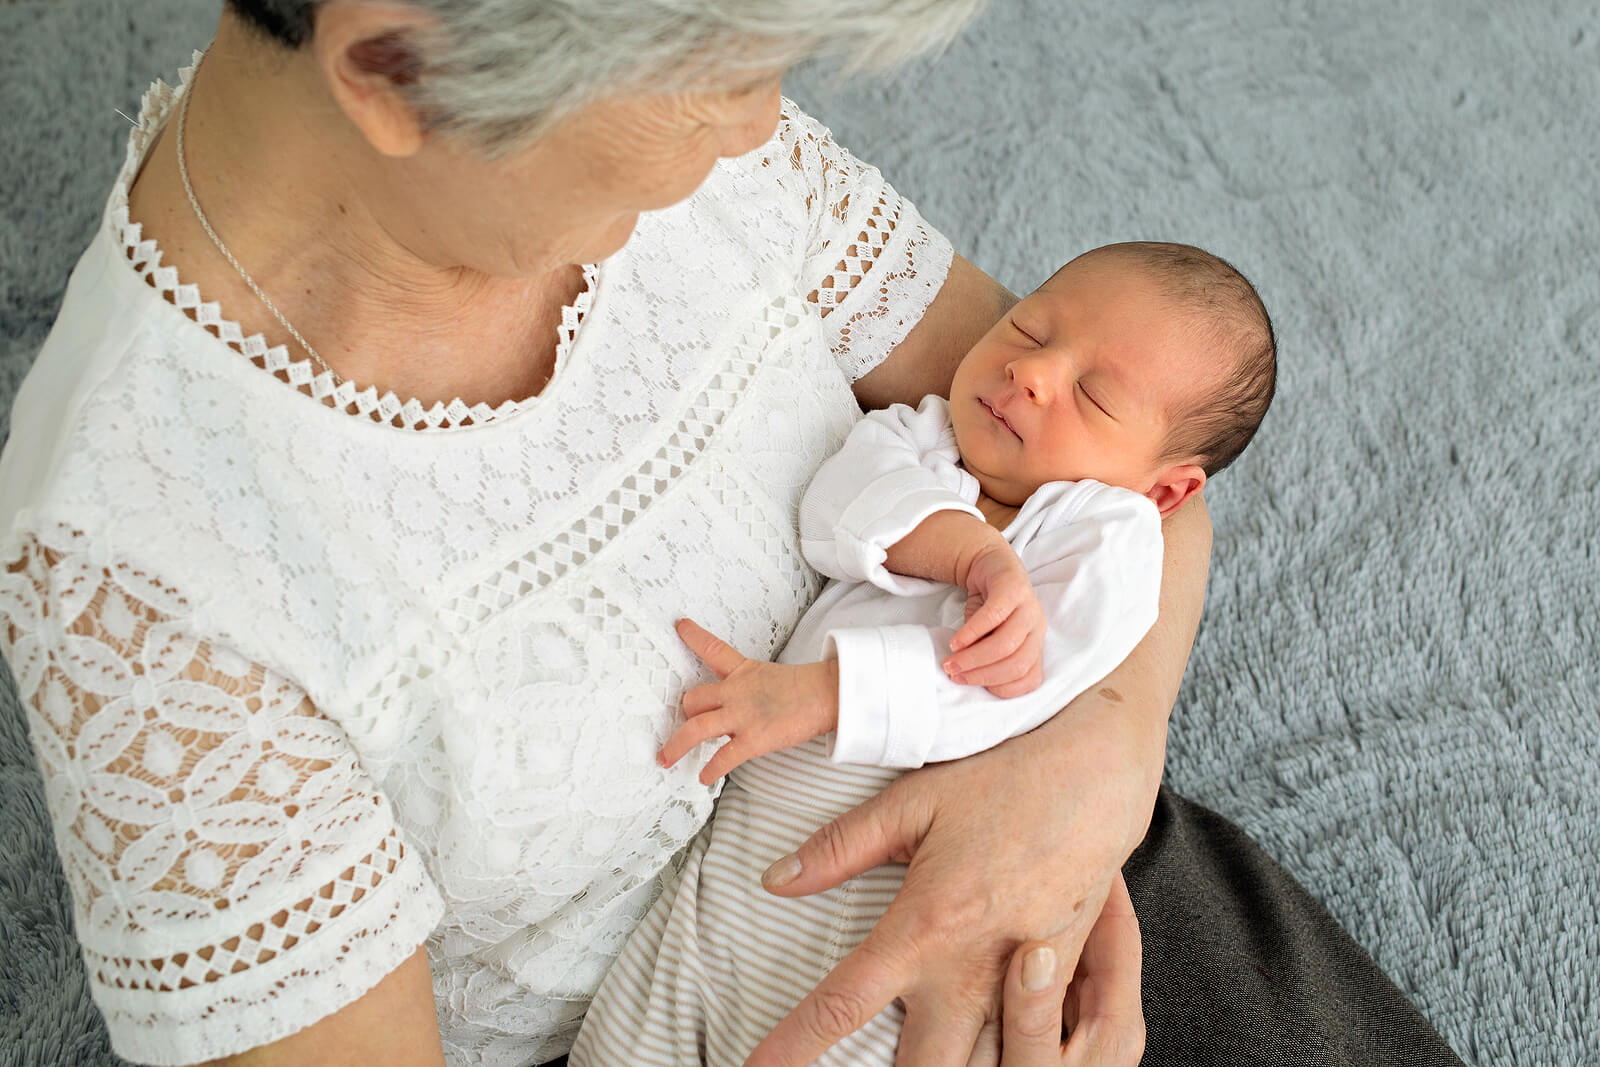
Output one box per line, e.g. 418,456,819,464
111,53,595,433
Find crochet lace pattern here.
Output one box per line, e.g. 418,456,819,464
0,57,952,1065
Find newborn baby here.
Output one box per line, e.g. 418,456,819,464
572,240,1276,1066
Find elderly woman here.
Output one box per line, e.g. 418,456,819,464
0,1,1465,1066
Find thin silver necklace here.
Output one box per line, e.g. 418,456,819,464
175,57,340,383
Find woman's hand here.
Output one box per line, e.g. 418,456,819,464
982,873,1145,1066
744,490,1211,1067
740,693,1159,1067
657,618,841,783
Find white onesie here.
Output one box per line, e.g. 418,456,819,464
570,395,1163,1066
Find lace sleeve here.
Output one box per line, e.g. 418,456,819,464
776,103,956,382
0,528,445,1067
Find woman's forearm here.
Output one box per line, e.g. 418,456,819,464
214,947,446,1067
1031,491,1212,836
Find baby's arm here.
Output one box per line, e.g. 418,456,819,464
829,481,1164,768
660,484,1163,779
880,510,1046,697
798,396,984,592
800,397,1044,694
657,618,840,784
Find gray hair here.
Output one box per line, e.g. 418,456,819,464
225,0,985,153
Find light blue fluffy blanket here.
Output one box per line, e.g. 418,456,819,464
1,1,1595,1064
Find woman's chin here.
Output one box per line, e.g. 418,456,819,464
586,214,641,264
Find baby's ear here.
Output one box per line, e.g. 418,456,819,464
1144,463,1207,519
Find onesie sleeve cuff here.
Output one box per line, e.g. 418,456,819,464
825,624,940,767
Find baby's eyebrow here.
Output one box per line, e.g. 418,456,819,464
1089,358,1139,398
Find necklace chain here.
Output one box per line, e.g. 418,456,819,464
176,55,340,383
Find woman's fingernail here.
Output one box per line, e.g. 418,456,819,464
1022,946,1057,991
762,853,802,889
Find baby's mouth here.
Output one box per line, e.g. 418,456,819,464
981,398,1020,440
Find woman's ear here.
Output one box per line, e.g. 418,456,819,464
311,3,434,158
1144,463,1207,519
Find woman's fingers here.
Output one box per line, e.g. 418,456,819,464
995,878,1144,1066
964,1018,1003,1067
1059,875,1143,1067
998,942,1071,1065
894,995,990,1067
675,617,747,678
757,780,927,897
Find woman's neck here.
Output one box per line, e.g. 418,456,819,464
126,18,581,409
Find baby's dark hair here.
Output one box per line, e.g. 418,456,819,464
1083,241,1276,478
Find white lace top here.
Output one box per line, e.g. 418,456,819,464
0,63,952,1067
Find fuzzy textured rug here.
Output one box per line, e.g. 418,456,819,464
2,1,1596,1065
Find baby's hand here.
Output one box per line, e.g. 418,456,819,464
658,618,841,784
945,542,1046,698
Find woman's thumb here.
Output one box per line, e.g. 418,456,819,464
759,783,931,897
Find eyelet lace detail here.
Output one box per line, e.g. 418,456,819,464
113,56,595,432
0,524,444,1064
763,107,950,381
2,56,952,1065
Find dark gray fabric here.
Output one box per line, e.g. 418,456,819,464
1127,789,1465,1067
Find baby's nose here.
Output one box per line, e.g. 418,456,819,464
1006,359,1050,402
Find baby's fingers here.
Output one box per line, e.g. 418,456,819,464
948,596,1014,653
983,662,1043,699
949,637,1042,691
676,617,747,679
657,710,732,768
682,681,724,717
699,738,754,784
944,614,1029,677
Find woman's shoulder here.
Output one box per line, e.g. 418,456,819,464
709,98,879,213
0,212,186,537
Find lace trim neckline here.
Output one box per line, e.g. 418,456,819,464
110,53,596,433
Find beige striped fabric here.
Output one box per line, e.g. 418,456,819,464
570,738,913,1065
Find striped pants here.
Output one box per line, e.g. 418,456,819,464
570,739,905,1066
568,772,1468,1067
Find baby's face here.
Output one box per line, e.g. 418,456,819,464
949,254,1215,506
